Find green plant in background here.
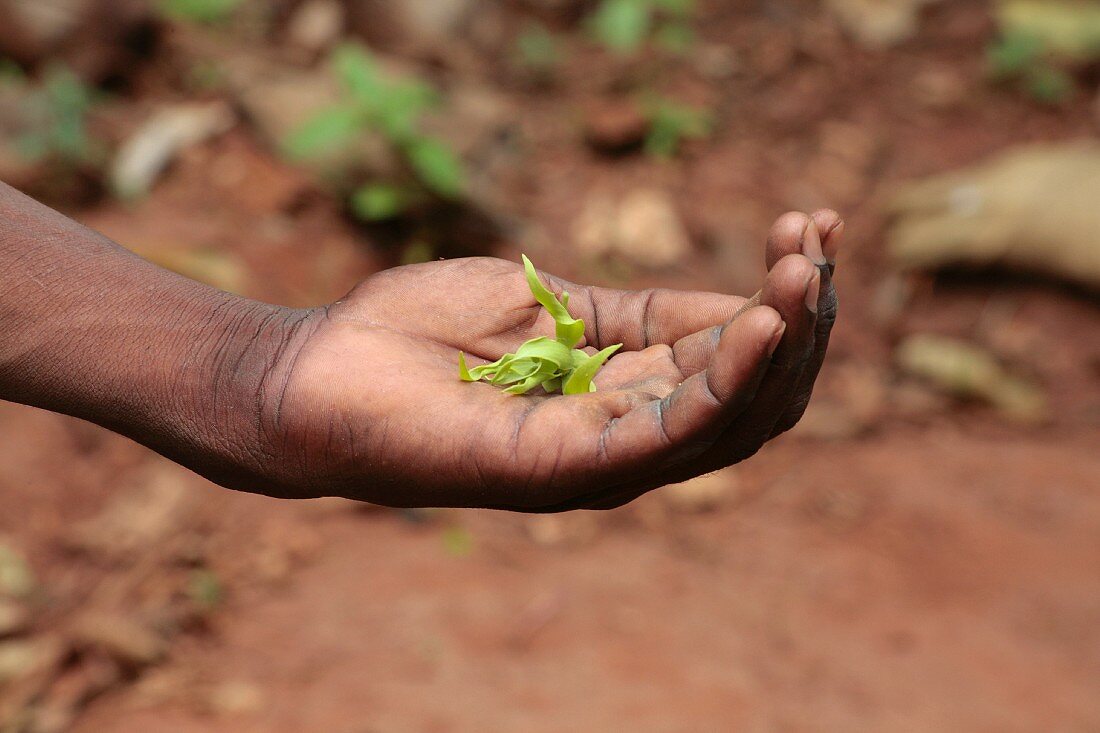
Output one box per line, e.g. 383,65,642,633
515,22,561,77
0,58,22,83
587,0,695,55
987,32,1075,104
5,64,103,167
186,60,229,92
987,0,1100,104
157,0,243,25
643,96,711,157
285,44,465,221
459,255,621,395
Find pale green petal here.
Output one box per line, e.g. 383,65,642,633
468,354,508,381
503,360,559,394
460,256,617,395
490,355,540,385
515,337,573,370
521,254,585,348
563,344,622,395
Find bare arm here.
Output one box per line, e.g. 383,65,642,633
0,181,311,492
0,181,841,510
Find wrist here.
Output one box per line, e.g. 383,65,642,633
0,181,324,495
138,293,323,497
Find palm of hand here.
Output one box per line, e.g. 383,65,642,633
267,211,840,511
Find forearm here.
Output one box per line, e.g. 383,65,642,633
0,182,311,491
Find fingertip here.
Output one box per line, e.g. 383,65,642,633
748,305,786,356
721,304,785,366
763,253,819,306
737,301,783,337
757,255,818,364
813,209,844,265
708,304,783,403
811,208,843,234
802,219,826,266
766,211,811,269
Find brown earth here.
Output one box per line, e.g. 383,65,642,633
2,1,1099,731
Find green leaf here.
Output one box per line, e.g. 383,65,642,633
0,59,25,86
516,23,560,71
503,360,560,394
350,183,411,220
1025,64,1074,103
375,79,438,139
25,64,99,164
489,355,531,384
589,0,651,54
651,0,693,13
15,133,48,162
283,104,363,160
515,337,574,370
644,99,711,157
406,137,465,197
988,32,1045,77
655,20,694,53
468,354,509,381
459,256,618,395
157,0,243,24
521,255,585,348
332,44,383,100
564,344,622,395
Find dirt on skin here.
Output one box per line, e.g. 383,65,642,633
2,0,1099,731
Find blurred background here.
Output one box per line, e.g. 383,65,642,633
1,0,1099,730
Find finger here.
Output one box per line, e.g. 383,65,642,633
725,209,839,331
697,254,820,463
564,284,749,352
668,209,838,380
768,215,844,438
765,210,839,269
598,305,784,471
668,233,825,399
814,209,844,267
670,324,723,377
504,306,784,513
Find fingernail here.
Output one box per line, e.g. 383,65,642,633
805,270,821,313
822,220,843,266
802,220,826,266
768,323,786,355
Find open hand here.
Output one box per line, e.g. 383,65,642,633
257,210,842,510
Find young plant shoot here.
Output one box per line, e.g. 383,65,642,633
459,256,621,395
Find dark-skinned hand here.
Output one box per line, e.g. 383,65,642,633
257,210,842,510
